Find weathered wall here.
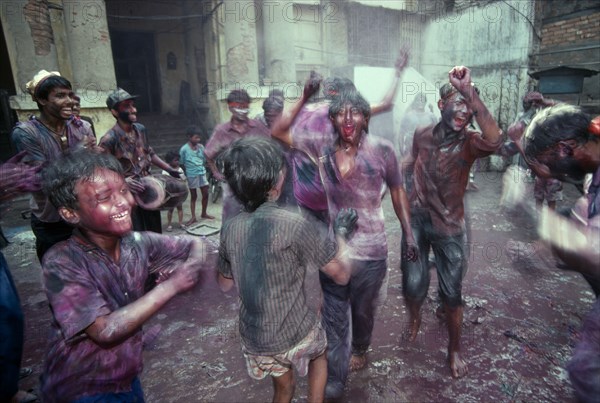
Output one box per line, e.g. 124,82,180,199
1,0,60,94
534,0,599,113
421,0,535,129
4,0,117,136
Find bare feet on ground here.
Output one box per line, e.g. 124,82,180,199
201,214,215,219
185,218,197,226
12,390,38,403
349,354,368,371
449,351,468,378
435,305,446,320
406,316,421,342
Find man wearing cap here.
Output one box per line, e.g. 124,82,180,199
204,89,270,223
401,66,503,378
99,88,179,233
10,70,96,261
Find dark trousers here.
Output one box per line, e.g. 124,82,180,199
71,377,145,403
0,252,24,401
320,259,387,391
401,211,467,307
30,215,74,262
131,206,162,233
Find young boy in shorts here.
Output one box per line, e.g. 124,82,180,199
216,137,358,402
162,150,186,231
179,125,214,225
39,150,216,402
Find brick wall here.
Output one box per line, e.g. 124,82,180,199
540,12,600,49
540,0,599,21
533,1,600,114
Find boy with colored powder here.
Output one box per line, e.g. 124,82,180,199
217,137,358,402
39,151,216,402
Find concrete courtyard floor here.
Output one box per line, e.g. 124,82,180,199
1,171,593,402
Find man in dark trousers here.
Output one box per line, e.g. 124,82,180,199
402,66,503,378
11,70,96,261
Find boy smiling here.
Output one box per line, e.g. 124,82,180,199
39,151,216,402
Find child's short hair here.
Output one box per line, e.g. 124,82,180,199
185,125,203,137
329,89,371,132
262,95,284,113
42,150,124,210
219,137,284,212
227,89,251,105
322,77,356,100
164,150,179,165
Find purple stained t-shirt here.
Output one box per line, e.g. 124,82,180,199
290,102,337,213
40,230,200,402
204,119,270,161
318,133,403,260
205,119,271,222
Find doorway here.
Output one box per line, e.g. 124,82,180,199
110,31,161,113
0,20,18,160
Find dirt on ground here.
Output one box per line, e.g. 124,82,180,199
2,172,592,402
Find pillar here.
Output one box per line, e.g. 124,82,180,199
262,0,297,85
219,0,260,85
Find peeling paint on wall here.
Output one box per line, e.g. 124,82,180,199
23,0,54,56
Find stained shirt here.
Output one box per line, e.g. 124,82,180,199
40,230,200,403
289,102,337,212
584,166,600,295
397,109,438,156
318,133,403,261
179,143,207,177
99,123,155,178
10,117,96,222
410,124,502,236
205,119,271,223
218,202,336,354
204,119,270,161
588,166,600,228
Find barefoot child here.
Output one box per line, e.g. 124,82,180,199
39,151,216,402
161,150,185,231
217,137,358,402
179,125,214,225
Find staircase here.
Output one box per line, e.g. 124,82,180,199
138,113,195,161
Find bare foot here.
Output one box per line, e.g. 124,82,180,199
404,316,421,342
349,354,367,371
12,390,38,403
185,218,198,226
201,214,215,219
449,351,468,378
